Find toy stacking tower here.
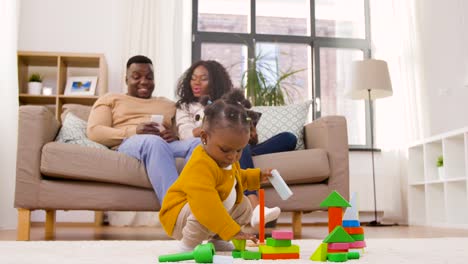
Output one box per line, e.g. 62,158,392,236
310,191,366,262
259,230,300,260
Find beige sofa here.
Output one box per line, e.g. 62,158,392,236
14,104,349,241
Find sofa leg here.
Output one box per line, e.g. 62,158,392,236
45,210,56,240
94,211,104,226
17,208,31,241
292,211,302,239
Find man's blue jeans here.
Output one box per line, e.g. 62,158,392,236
118,135,200,204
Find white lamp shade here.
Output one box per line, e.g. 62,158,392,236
347,59,393,100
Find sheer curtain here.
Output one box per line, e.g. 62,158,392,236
109,0,192,226
0,0,19,229
370,0,424,222
121,0,192,100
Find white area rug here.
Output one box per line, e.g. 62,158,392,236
0,238,467,264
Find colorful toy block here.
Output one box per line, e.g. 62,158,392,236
266,237,292,247
347,251,360,259
327,252,348,262
349,240,366,248
158,242,215,263
310,243,328,261
327,249,348,253
323,226,355,244
320,190,351,208
328,207,344,233
259,244,300,254
231,251,242,258
271,230,294,240
344,227,364,235
343,193,359,221
259,189,265,243
262,253,300,260
342,220,360,227
327,243,350,250
231,239,246,251
350,233,365,241
241,250,262,260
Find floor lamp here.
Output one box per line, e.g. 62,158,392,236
347,59,393,226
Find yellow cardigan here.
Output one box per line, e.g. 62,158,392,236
159,145,261,240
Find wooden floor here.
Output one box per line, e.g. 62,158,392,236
2,222,468,241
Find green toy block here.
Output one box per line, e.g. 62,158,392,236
259,244,300,254
310,243,328,262
327,253,348,262
320,190,351,208
266,237,292,247
347,251,360,259
231,239,246,251
241,250,262,260
158,242,215,263
323,226,355,243
350,234,365,241
232,250,242,258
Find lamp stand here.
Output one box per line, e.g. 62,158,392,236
365,89,397,227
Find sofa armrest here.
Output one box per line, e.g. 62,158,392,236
304,115,349,199
15,105,60,208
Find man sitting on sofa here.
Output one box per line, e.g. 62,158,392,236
87,55,200,204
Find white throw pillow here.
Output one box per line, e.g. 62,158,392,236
252,100,312,150
55,112,108,149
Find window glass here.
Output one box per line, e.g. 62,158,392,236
198,0,250,33
201,43,248,88
256,0,310,36
256,42,312,104
315,0,365,38
319,48,365,145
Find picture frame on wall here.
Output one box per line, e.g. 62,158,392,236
64,76,98,96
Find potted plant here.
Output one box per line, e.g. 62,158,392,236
240,48,304,106
437,155,444,179
28,73,43,95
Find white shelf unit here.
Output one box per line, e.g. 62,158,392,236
408,128,468,228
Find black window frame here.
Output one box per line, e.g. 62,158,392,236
192,0,373,149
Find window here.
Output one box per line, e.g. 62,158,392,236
192,0,371,148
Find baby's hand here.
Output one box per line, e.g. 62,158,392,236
233,231,258,244
260,169,272,183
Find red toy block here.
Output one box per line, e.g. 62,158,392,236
328,207,343,233
272,230,294,240
344,227,364,235
262,253,300,260
327,249,348,253
259,189,265,243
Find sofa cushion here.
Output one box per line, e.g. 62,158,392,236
252,100,312,150
55,112,108,149
252,148,329,185
62,104,92,122
41,142,152,189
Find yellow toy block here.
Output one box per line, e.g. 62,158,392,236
259,244,300,254
310,243,328,262
232,239,246,251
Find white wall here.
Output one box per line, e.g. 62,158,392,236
415,0,468,136
18,0,126,93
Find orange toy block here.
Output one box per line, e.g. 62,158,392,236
262,253,300,260
344,227,364,235
328,207,343,233
259,189,265,243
